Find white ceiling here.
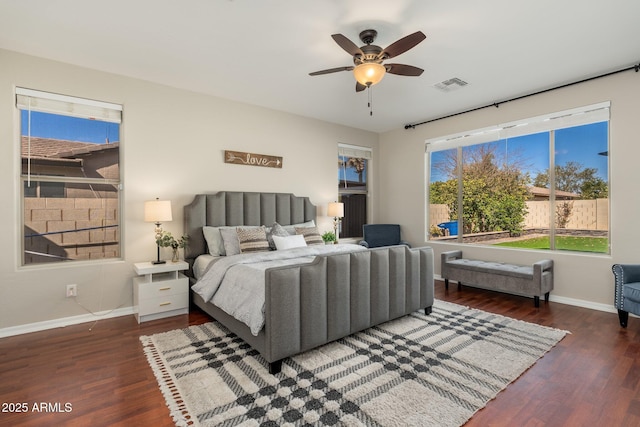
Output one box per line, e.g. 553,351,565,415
1,1,639,133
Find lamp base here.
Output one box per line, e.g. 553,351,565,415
152,244,165,264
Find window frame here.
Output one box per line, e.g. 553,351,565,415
426,102,610,254
338,143,372,239
17,87,123,267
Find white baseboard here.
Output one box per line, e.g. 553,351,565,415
434,275,617,314
0,306,135,338
0,279,620,339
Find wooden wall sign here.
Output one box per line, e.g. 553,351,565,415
224,150,283,168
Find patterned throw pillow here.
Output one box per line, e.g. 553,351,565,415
237,226,270,253
295,226,324,245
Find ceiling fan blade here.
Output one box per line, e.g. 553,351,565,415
309,66,354,76
355,82,367,92
385,63,424,76
332,33,364,57
380,31,426,59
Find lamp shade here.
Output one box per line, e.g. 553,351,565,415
353,63,386,86
144,199,173,223
327,202,344,218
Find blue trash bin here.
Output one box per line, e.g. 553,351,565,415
437,221,458,236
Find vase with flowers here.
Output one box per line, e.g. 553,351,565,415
156,232,189,262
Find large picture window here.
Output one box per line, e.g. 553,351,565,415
338,144,371,238
428,102,609,254
17,88,122,265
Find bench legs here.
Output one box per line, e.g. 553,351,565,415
444,278,462,291
446,278,550,308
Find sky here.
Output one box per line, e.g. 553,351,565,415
338,155,367,184
430,121,608,183
21,110,120,144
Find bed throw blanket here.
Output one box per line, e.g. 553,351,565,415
192,244,367,335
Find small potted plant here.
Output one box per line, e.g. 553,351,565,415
321,231,336,244
156,232,189,262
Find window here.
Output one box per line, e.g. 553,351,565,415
17,88,122,265
338,144,371,238
427,102,609,254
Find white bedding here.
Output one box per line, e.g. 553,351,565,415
193,254,218,280
191,244,367,335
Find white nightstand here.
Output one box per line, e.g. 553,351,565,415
133,261,189,323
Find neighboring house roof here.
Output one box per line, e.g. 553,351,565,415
529,186,580,199
21,136,118,159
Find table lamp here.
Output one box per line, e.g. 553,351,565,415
327,201,344,243
144,198,172,264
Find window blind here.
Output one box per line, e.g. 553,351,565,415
426,101,610,152
338,143,372,159
16,87,122,123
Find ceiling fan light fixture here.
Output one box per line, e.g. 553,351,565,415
353,63,386,87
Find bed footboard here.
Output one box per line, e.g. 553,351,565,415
263,245,434,371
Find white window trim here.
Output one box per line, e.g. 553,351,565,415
16,88,123,267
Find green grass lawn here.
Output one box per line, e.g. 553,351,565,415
493,235,608,253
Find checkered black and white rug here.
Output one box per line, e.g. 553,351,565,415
140,300,567,427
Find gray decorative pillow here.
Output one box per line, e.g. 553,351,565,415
267,222,290,249
219,227,241,256
202,226,235,256
295,226,324,245
237,226,270,253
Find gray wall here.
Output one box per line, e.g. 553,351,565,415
0,49,378,332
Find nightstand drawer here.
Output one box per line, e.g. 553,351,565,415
138,293,188,316
137,278,188,299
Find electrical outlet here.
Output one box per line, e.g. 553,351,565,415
66,284,77,298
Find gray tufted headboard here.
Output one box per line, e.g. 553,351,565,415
183,191,317,270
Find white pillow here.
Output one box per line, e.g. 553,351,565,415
273,234,307,250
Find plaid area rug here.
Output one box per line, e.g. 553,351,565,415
140,300,567,427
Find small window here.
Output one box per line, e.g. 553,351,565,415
17,88,122,265
338,144,372,238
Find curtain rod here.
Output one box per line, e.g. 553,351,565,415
404,62,640,130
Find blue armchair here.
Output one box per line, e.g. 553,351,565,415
612,264,640,327
359,224,410,249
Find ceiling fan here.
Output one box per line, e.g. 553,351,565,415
309,29,426,92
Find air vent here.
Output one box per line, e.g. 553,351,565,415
434,77,468,92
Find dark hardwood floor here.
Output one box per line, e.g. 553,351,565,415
1,281,639,427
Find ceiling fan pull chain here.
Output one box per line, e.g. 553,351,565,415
368,86,373,116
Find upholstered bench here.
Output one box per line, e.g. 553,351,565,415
441,250,554,307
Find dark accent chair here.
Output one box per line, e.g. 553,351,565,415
612,264,640,327
359,224,410,249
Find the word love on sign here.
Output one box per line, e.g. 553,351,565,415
224,150,283,169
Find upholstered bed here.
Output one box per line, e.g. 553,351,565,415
184,191,434,373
